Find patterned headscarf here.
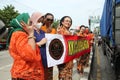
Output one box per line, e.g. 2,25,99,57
30,12,43,26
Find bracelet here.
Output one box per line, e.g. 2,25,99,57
28,36,36,39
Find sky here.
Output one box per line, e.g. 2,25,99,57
0,0,105,29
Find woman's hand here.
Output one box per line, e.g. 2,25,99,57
20,21,36,50
20,21,34,36
36,38,47,47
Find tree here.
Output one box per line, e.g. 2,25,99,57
0,4,20,27
52,19,60,29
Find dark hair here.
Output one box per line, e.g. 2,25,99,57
44,13,54,19
85,26,89,28
60,16,72,26
43,13,54,26
79,25,85,29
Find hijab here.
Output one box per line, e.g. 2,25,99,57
30,12,43,26
7,13,30,47
10,13,30,28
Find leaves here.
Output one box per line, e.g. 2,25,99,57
0,4,20,27
52,19,60,29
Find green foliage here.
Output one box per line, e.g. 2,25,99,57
0,4,20,27
52,19,60,29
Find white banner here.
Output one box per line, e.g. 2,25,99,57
45,34,66,67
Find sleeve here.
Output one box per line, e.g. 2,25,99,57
12,31,41,62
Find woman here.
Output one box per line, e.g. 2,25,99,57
40,13,56,80
76,25,86,75
8,13,44,80
30,11,48,68
41,13,56,34
57,16,73,80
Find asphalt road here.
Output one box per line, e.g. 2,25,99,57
0,50,91,80
89,44,116,80
0,50,12,80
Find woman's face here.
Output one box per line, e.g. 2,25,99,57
29,16,44,29
80,26,85,33
45,15,54,26
62,17,72,28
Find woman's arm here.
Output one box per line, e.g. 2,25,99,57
36,38,47,47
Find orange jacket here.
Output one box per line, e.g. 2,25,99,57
57,26,73,68
85,33,94,47
9,31,44,80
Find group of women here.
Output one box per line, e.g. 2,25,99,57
8,10,94,80
8,12,76,80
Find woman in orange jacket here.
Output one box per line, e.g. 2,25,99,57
8,13,44,80
76,25,86,75
57,16,73,80
40,13,56,80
